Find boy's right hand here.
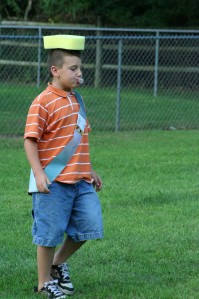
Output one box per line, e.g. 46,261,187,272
35,172,51,193
24,138,51,193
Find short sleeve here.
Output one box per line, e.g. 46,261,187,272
24,99,48,140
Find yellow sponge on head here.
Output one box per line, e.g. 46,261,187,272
43,35,85,50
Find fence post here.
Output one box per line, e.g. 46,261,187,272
37,27,42,87
116,39,122,132
94,30,102,87
154,30,159,96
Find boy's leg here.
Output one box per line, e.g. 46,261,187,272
53,180,103,265
53,237,85,265
51,181,103,295
51,237,84,295
37,245,55,290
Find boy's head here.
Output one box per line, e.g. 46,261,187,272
47,49,81,76
43,35,85,91
47,49,83,91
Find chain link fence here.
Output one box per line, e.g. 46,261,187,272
0,25,199,136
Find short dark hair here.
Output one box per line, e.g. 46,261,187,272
47,49,82,76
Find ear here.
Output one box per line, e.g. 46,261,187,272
51,65,60,77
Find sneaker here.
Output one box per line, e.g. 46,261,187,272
51,263,74,295
34,280,66,298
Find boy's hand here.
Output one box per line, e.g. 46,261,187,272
24,138,51,193
35,172,51,193
91,170,102,192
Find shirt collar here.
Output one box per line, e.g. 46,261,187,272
47,83,75,97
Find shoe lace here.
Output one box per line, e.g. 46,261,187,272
45,280,63,296
59,263,70,280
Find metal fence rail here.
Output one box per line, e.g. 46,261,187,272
0,25,199,135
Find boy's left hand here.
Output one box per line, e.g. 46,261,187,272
91,170,103,192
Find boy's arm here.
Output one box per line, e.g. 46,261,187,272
24,137,51,193
91,169,103,192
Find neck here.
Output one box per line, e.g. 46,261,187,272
51,79,71,92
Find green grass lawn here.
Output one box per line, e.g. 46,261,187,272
1,84,199,135
1,130,199,298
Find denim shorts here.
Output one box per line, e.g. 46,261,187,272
32,180,103,247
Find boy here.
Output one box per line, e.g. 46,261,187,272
24,35,104,299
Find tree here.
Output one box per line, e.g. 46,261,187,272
1,0,199,28
24,0,33,21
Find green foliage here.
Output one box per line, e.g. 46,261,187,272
40,0,87,23
0,0,27,19
1,0,199,27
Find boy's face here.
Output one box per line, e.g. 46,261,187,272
52,54,83,91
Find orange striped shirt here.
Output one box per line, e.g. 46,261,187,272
24,83,92,184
